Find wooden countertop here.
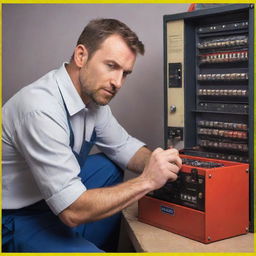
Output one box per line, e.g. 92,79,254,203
122,202,255,253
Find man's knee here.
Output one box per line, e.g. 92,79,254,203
91,153,124,183
80,153,124,189
91,153,124,181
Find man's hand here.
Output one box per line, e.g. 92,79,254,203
140,147,182,191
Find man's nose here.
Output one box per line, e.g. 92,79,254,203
111,71,123,89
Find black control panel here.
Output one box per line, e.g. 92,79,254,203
169,63,182,88
151,158,226,211
152,168,205,211
168,127,183,140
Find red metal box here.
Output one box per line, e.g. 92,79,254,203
138,155,249,243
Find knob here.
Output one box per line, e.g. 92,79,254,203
170,105,176,113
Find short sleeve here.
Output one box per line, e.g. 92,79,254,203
14,110,86,215
94,106,146,169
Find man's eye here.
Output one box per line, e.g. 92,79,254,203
107,63,115,69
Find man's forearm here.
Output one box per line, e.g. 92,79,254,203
127,146,152,173
59,174,152,227
59,147,152,227
59,147,182,228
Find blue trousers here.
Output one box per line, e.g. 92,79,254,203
2,153,124,252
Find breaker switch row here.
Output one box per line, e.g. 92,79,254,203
198,22,248,34
200,50,248,64
199,140,248,152
197,35,248,49
198,128,247,139
198,120,247,130
198,89,247,96
198,102,248,113
198,72,248,81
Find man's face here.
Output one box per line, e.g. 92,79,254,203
79,34,136,105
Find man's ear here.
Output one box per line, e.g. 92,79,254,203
73,44,89,68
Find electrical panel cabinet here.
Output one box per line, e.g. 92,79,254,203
138,4,254,243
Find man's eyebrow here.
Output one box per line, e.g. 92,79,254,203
105,60,133,74
104,59,120,67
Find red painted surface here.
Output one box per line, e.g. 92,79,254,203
138,155,249,243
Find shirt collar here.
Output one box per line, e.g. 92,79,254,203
55,62,85,116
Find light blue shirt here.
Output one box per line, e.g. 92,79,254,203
2,63,145,215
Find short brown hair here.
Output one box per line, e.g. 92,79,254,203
76,18,145,59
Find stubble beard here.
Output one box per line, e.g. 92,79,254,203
82,86,115,106
79,69,115,106
91,90,114,106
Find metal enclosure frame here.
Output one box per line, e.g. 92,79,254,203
163,4,254,232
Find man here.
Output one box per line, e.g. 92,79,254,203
2,19,182,252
